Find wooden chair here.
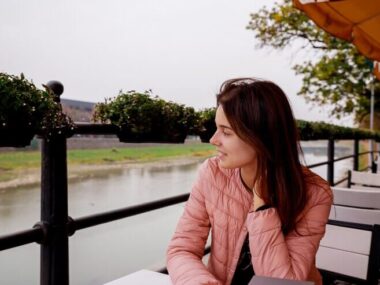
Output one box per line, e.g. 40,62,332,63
348,170,380,189
317,220,380,285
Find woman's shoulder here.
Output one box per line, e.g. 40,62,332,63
302,167,333,205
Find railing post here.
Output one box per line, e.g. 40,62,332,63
41,81,69,285
353,139,359,171
372,158,378,173
370,141,378,173
327,139,334,185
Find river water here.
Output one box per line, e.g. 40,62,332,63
0,145,353,285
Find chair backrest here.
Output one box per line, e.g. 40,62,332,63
332,187,380,209
350,184,380,191
348,170,380,188
329,205,380,225
316,220,380,285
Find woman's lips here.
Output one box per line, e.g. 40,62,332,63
217,150,227,159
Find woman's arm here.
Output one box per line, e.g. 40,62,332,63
166,161,222,285
247,184,333,280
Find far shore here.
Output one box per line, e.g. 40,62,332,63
0,156,207,191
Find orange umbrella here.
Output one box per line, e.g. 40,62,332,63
293,0,380,62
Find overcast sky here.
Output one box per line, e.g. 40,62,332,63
0,0,351,125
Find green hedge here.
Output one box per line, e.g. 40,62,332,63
297,120,380,141
196,107,380,142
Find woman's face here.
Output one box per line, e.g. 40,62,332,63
210,106,256,170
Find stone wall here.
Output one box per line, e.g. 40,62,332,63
0,135,202,152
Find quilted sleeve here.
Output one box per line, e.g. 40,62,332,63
166,160,222,285
246,183,333,280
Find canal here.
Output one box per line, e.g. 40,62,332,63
0,143,353,284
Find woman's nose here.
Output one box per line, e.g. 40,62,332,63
209,131,219,146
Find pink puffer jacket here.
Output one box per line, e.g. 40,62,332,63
167,157,333,285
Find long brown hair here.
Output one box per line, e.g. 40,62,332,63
216,78,306,235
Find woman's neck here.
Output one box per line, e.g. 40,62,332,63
240,165,256,190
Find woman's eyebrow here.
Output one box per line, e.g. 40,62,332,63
217,124,233,130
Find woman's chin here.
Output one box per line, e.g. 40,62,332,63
218,159,235,169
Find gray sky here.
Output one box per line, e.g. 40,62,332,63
0,0,349,124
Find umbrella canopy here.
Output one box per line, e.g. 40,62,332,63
293,0,380,62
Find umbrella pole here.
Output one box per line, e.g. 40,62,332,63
370,77,375,131
370,77,376,172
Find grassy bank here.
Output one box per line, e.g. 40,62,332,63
0,143,216,182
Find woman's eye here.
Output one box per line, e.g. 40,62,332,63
222,130,231,136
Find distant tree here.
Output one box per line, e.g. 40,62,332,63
247,0,380,126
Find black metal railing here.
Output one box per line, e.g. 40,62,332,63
1,123,379,284
1,89,380,284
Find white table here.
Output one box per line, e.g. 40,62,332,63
104,270,314,285
104,270,172,285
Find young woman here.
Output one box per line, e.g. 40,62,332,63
167,78,333,285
